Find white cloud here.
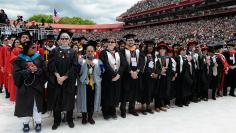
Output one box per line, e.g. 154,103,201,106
0,0,138,24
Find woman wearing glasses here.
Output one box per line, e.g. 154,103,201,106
48,30,78,130
100,37,127,120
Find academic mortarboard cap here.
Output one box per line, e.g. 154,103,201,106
47,34,55,40
57,29,73,41
143,40,155,46
123,34,136,40
156,41,169,51
214,44,224,50
85,40,97,50
118,39,125,46
101,38,108,43
207,46,215,53
78,36,88,42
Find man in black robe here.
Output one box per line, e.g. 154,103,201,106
120,34,145,118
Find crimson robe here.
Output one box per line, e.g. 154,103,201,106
0,46,4,87
9,46,23,101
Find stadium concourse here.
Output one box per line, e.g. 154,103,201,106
1,90,236,133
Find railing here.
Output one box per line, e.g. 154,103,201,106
0,24,54,41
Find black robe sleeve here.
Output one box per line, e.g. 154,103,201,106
137,50,145,73
12,58,31,88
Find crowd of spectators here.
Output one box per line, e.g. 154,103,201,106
78,16,236,46
120,0,182,17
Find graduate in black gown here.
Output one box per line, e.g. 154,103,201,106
139,40,156,115
120,34,145,118
199,44,211,101
100,37,127,120
175,46,193,107
167,47,177,102
213,44,229,97
43,34,57,113
13,41,45,132
155,42,172,112
223,41,236,97
48,30,78,130
208,46,218,100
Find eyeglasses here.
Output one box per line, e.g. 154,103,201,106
61,38,69,40
127,39,134,42
108,41,115,43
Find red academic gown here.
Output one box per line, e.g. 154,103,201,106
2,44,12,91
0,46,4,87
9,46,23,101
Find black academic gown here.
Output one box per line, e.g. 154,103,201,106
199,55,210,98
120,48,145,103
139,54,156,104
175,55,194,98
47,47,78,111
44,47,57,111
100,49,127,107
223,51,236,94
13,53,45,117
155,56,173,99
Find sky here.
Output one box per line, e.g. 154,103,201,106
0,0,138,24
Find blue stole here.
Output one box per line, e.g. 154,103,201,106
18,53,41,62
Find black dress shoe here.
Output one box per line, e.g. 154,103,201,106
103,115,111,120
212,97,216,100
0,87,2,93
229,94,236,97
68,121,74,128
121,112,126,118
203,98,208,101
82,118,87,124
5,91,10,98
35,123,42,132
129,111,139,116
183,103,189,106
88,118,95,124
52,123,60,130
146,109,154,114
23,124,30,133
111,114,118,119
176,104,183,107
141,110,147,115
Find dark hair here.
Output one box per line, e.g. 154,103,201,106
11,39,20,51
